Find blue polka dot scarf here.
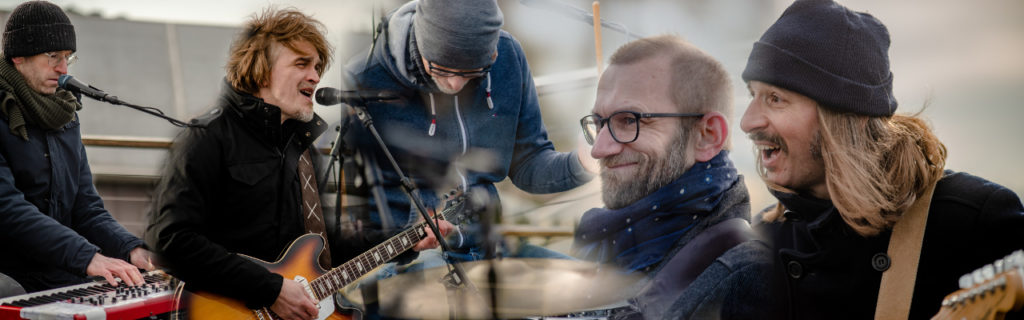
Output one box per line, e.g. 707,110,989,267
573,151,739,273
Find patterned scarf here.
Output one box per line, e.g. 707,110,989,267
0,54,80,140
573,151,739,273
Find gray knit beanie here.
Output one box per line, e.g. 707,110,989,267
413,0,503,70
742,0,896,116
3,1,76,58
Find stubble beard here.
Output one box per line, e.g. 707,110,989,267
295,105,315,122
600,129,691,209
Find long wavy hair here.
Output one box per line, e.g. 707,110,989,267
761,109,947,236
226,8,332,95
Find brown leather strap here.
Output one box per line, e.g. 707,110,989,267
875,182,937,320
298,149,331,270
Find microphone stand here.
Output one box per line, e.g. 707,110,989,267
81,94,202,128
349,105,484,318
318,107,396,243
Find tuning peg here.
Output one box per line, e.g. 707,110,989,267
959,273,973,289
981,264,995,281
1007,250,1024,269
972,269,985,287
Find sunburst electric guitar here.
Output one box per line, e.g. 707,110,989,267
932,249,1024,320
172,191,469,320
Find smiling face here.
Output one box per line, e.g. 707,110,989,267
256,41,321,123
12,50,72,95
590,54,696,209
740,80,828,199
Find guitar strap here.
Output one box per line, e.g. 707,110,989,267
874,181,937,320
299,149,332,270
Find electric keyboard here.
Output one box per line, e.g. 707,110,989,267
0,270,178,320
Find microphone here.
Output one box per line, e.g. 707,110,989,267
314,87,399,106
58,74,122,104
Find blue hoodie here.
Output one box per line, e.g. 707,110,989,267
343,1,592,238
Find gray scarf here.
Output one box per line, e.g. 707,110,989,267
0,53,80,140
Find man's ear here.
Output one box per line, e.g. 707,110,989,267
11,56,25,66
693,111,728,162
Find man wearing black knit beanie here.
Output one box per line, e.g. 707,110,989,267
0,0,154,296
740,0,1024,319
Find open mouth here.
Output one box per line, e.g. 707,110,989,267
299,87,313,99
757,144,780,160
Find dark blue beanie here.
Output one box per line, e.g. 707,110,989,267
742,0,896,116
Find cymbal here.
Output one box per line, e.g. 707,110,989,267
350,258,642,319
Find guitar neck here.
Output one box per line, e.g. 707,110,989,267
307,198,463,298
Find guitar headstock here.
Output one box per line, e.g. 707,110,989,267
932,250,1024,320
439,188,474,225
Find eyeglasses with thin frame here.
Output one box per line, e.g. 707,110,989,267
426,60,491,78
579,110,705,145
43,52,77,67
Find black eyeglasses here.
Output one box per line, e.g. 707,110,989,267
426,60,491,78
580,110,705,145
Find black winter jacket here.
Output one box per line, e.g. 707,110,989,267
759,171,1024,319
147,83,366,308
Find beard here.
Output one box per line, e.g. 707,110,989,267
600,128,692,209
294,106,315,123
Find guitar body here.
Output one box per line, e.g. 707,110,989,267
171,190,469,320
173,234,359,320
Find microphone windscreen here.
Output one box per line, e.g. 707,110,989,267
58,74,72,88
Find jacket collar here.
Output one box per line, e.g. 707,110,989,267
217,80,327,148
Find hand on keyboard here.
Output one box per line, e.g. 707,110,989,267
86,253,144,287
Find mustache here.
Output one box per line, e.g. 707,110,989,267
747,130,787,152
599,152,643,170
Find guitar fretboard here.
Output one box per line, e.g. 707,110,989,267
307,195,464,299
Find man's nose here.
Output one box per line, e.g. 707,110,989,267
306,68,320,84
54,60,68,74
740,100,765,133
440,76,471,92
590,125,623,159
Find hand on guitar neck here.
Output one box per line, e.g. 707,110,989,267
272,279,320,320
265,219,453,320
412,218,456,252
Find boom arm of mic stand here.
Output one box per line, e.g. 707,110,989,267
90,96,200,128
350,105,482,296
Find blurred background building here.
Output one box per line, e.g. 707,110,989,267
2,0,1021,252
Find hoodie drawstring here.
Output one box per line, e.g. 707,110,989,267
428,92,437,136
485,72,494,110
